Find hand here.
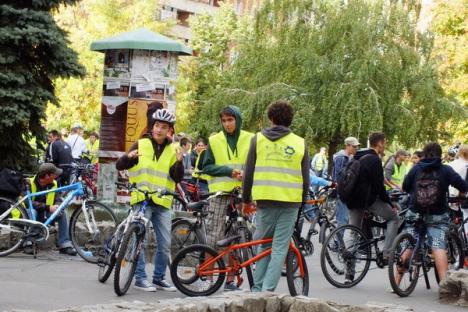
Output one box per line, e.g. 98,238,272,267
175,148,184,162
231,169,242,179
392,204,399,213
127,150,141,159
49,205,58,213
242,202,256,216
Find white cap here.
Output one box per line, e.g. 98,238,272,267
72,123,83,129
344,137,360,146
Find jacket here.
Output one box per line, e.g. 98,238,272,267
332,149,350,182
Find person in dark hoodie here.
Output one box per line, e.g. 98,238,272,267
201,105,253,291
346,132,398,283
242,100,310,292
396,142,467,283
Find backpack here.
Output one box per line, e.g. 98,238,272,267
337,155,367,204
413,168,442,213
0,168,23,199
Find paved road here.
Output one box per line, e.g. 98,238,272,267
0,239,464,312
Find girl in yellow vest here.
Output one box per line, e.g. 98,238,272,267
242,100,310,292
116,109,184,292
84,132,99,164
201,105,253,291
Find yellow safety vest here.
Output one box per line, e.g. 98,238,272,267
30,177,58,206
207,130,253,192
386,162,407,189
128,138,176,208
191,152,211,182
252,132,305,203
85,139,99,163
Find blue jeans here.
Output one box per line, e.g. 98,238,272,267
42,210,72,248
135,204,172,282
335,199,349,227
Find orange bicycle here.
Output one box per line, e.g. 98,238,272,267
169,234,309,296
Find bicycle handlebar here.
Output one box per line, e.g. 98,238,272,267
114,182,178,197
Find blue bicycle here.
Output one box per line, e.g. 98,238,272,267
0,180,117,262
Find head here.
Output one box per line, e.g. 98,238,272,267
195,137,207,153
89,132,99,144
146,101,165,132
219,107,237,135
60,128,69,138
411,151,423,164
48,130,61,143
37,163,62,186
422,142,442,159
456,144,468,161
319,147,326,154
395,150,409,165
267,100,294,127
368,132,386,155
179,137,191,153
151,109,176,144
71,123,83,135
344,137,360,155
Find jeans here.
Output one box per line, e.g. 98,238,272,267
135,204,172,282
252,206,299,292
54,211,73,248
335,199,349,227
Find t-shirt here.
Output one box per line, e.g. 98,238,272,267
66,134,87,159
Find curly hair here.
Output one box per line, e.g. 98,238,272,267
267,100,294,127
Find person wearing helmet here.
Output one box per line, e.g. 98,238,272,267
116,108,184,292
66,123,88,161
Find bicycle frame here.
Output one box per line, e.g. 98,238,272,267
197,238,305,278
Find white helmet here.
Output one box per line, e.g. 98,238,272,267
152,109,176,125
448,144,460,157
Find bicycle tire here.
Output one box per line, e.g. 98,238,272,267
320,225,371,288
388,232,419,297
0,197,29,257
98,226,124,283
239,227,254,289
170,244,226,296
319,221,335,244
286,248,309,296
434,231,463,284
171,218,202,261
69,200,117,263
114,223,144,296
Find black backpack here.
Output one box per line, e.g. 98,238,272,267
413,168,442,213
0,168,23,199
337,155,368,204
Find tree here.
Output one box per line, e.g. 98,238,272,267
189,0,465,162
0,1,85,170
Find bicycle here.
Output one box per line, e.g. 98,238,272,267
67,162,98,198
0,180,116,263
170,233,309,297
448,196,468,267
387,210,463,297
98,182,177,296
320,192,408,288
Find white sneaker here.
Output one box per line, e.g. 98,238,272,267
134,279,156,292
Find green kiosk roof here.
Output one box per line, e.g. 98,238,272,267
90,28,192,55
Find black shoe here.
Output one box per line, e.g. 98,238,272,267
344,274,354,285
59,247,77,256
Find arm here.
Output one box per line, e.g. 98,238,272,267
332,156,344,182
311,154,317,170
116,142,139,170
169,160,184,183
310,175,330,188
302,145,311,202
446,166,468,194
201,144,233,177
371,156,391,204
402,166,416,193
242,136,257,203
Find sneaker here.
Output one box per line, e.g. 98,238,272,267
59,247,77,256
134,280,156,292
344,274,354,285
153,279,176,292
224,281,242,291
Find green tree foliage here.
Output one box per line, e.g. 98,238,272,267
48,0,170,132
188,0,465,158
0,1,85,170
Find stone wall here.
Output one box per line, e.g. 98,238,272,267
439,270,468,307
55,292,413,312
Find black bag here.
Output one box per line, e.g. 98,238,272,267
337,156,366,204
414,168,442,213
0,168,23,199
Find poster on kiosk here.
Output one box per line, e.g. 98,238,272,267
90,28,192,204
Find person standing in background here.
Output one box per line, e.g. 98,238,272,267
311,147,328,178
66,123,87,161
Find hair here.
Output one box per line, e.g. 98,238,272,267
146,101,165,130
219,107,236,119
48,129,60,138
395,149,408,157
422,142,442,158
368,132,386,148
90,131,99,139
195,137,207,146
180,137,190,147
267,100,294,127
413,150,423,158
457,144,468,160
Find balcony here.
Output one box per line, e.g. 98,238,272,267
161,0,219,15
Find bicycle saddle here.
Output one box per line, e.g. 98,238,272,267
216,235,241,248
186,201,206,212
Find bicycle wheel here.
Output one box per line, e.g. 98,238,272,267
286,248,309,296
0,197,29,257
434,231,463,284
69,201,117,263
98,226,124,283
114,223,144,296
239,227,254,289
170,244,226,296
388,232,420,297
319,221,335,244
171,218,201,261
320,225,371,288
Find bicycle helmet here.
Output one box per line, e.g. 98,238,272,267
152,109,176,125
448,144,460,157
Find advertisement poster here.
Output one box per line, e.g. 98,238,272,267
131,50,177,83
99,97,127,156
125,99,149,151
129,84,165,100
104,49,131,80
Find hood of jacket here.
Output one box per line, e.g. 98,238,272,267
333,149,348,161
417,157,442,170
261,125,291,142
354,148,376,160
221,105,244,158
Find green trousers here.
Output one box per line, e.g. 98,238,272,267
252,206,299,292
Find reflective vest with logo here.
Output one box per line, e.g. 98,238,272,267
128,138,176,208
208,130,253,192
252,132,304,203
29,177,58,206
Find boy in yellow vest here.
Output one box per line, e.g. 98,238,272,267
201,105,253,291
242,100,310,292
25,163,77,255
116,109,184,292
